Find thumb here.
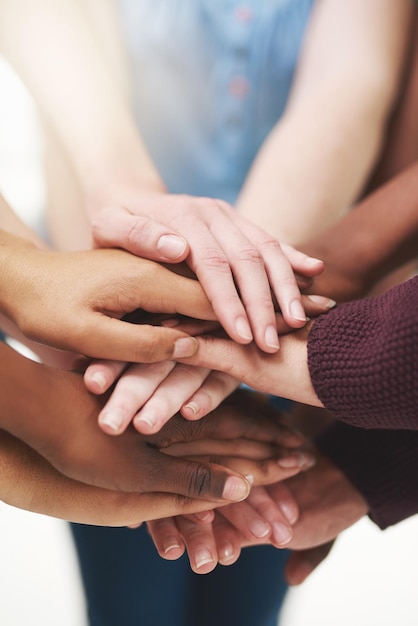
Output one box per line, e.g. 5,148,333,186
92,206,189,262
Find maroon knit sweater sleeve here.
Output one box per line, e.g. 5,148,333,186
307,276,418,429
317,422,418,529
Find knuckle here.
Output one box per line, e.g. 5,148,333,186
238,245,264,266
187,463,214,497
125,218,155,249
199,248,230,272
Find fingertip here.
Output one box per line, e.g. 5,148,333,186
157,234,188,261
289,299,309,324
85,371,108,394
222,475,251,502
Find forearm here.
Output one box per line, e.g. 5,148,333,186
237,0,412,245
301,161,418,301
0,0,164,213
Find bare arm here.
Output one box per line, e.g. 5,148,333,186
237,0,413,244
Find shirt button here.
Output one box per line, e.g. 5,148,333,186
229,76,250,98
234,6,253,23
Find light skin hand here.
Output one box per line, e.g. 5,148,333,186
150,452,365,576
85,295,334,436
91,194,325,353
147,479,308,574
0,231,211,362
176,317,325,408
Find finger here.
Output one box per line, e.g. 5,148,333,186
285,541,335,585
184,215,256,347
280,243,324,278
235,217,308,329
180,372,239,420
218,500,272,543
212,512,243,566
138,451,251,502
92,206,190,262
97,361,176,434
161,318,221,335
302,294,336,316
146,517,185,561
80,317,199,363
84,360,127,394
133,364,211,434
245,486,294,547
178,451,315,487
151,392,304,450
165,438,282,461
209,205,282,353
176,515,218,573
266,480,300,525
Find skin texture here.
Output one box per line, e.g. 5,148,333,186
0,227,215,363
0,344,311,499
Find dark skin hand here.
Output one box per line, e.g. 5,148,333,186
0,341,307,501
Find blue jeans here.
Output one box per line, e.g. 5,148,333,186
71,523,289,626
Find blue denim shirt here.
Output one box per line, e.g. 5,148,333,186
118,0,315,203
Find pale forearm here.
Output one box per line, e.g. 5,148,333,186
0,0,163,212
237,0,412,245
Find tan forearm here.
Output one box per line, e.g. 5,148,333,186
302,161,418,301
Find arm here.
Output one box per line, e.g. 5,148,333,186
236,0,412,244
1,343,311,502
181,275,418,429
0,0,320,351
302,161,418,301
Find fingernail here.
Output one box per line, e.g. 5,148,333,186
306,257,323,267
249,519,271,539
183,402,199,418
89,372,107,392
173,337,198,358
278,452,316,469
157,234,187,259
135,411,156,430
235,316,253,342
160,318,181,328
220,542,235,563
163,541,182,555
308,294,337,309
273,522,292,545
244,473,254,486
222,476,250,501
264,324,279,350
100,408,125,433
193,510,213,523
195,547,214,569
290,299,308,322
280,501,298,525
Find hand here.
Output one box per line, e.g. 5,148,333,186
0,231,213,362
175,315,327,407
0,429,258,527
282,454,368,584
2,347,305,500
84,294,334,435
146,478,311,574
91,193,325,352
